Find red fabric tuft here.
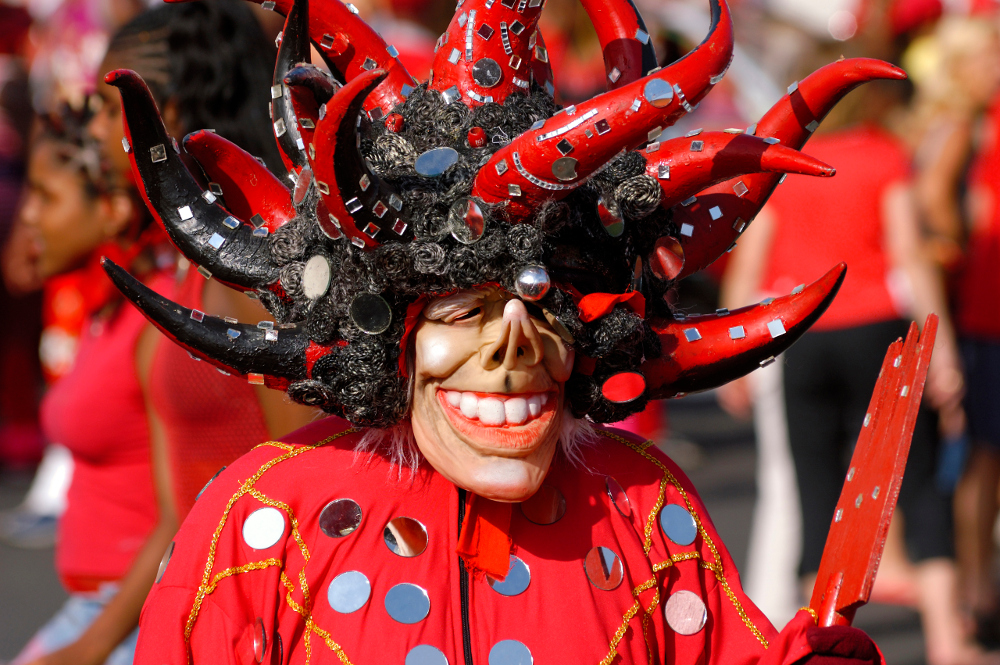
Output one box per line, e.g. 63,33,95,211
456,494,512,580
577,291,646,323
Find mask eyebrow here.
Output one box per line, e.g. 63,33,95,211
423,290,486,321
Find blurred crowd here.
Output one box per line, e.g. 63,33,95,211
0,0,998,663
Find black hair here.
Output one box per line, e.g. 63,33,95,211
258,82,671,427
107,0,282,175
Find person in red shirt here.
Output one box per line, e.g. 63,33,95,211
720,87,972,663
10,3,316,665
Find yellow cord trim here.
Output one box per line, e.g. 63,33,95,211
671,551,701,564
600,431,769,649
182,429,359,665
253,440,298,452
652,560,673,572
204,559,282,594
601,599,643,665
800,606,819,624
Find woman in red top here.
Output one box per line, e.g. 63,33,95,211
12,3,315,665
720,88,972,664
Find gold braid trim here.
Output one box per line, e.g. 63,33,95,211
204,559,282,594
671,551,701,564
182,429,359,664
600,431,769,649
601,599,643,665
254,441,298,452
799,606,819,624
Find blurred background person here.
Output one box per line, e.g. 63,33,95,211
719,50,978,665
8,2,317,664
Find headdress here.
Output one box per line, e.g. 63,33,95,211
102,0,905,428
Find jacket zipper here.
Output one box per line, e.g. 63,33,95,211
458,489,474,665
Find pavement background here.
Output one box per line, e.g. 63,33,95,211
0,393,926,663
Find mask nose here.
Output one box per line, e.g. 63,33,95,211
482,298,545,370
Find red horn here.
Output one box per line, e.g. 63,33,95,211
472,0,733,219
183,130,296,232
666,58,906,281
308,69,413,249
254,0,415,121
645,130,835,210
577,0,657,89
427,0,546,106
641,263,845,397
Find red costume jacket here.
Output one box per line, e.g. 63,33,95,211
136,417,819,665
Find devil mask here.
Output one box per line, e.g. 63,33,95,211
101,0,905,431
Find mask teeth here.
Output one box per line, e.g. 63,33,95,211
105,69,280,292
307,68,413,250
470,0,734,221
666,57,906,281
577,0,657,89
183,130,296,233
642,263,846,398
102,257,310,381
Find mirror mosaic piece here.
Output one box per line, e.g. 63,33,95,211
156,541,175,583
253,617,267,663
327,570,371,614
447,199,485,244
487,555,531,596
385,583,431,624
659,503,698,546
488,640,533,665
302,254,332,300
415,147,459,177
584,546,623,591
349,293,393,334
605,477,632,518
664,589,708,635
242,507,286,550
383,516,428,557
406,645,449,665
319,498,362,538
519,485,566,525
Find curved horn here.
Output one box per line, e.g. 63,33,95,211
472,0,733,219
253,0,414,120
427,0,545,106
284,64,336,152
102,258,308,386
666,58,906,280
642,262,845,397
578,0,657,89
106,69,279,291
645,131,835,210
308,68,413,249
183,130,296,232
270,0,312,171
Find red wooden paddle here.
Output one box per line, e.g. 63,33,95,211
808,315,938,627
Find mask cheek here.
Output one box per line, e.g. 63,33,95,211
414,330,467,379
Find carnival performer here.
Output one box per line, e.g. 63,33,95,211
106,0,904,662
10,3,314,665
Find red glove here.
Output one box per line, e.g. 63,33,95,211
800,625,882,665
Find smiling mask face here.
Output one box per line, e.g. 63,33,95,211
409,289,575,502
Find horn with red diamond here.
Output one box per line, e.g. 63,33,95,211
183,130,296,232
307,68,413,250
655,59,907,282
471,0,733,219
638,263,846,399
